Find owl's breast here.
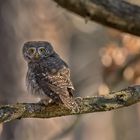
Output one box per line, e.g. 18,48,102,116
26,68,47,98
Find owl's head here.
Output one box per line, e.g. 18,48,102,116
23,41,54,62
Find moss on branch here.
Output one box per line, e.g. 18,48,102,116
0,85,140,123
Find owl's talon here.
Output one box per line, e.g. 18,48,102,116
49,100,56,105
39,99,50,106
75,97,82,104
71,106,80,113
39,99,56,106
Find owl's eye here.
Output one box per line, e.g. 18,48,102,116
39,47,46,54
28,48,35,55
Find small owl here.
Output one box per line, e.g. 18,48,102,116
23,41,78,111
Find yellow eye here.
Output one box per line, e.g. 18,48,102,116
39,48,46,53
28,48,35,55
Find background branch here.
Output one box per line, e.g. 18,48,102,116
53,0,140,36
0,85,140,123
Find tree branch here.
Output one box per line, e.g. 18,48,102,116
53,0,140,36
0,85,140,123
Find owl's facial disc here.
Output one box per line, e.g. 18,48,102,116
23,41,55,62
28,47,47,61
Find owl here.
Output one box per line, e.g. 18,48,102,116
23,41,78,111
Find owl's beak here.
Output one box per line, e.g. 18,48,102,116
34,53,40,59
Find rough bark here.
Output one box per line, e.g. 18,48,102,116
0,85,140,123
53,0,140,36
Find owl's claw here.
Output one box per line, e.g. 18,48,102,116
75,97,82,104
71,101,81,113
39,99,50,106
39,99,56,106
71,105,80,114
71,97,82,113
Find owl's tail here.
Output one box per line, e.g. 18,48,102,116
59,93,79,112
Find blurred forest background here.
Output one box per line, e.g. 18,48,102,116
0,0,140,140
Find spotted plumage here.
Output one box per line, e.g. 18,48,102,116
23,41,78,111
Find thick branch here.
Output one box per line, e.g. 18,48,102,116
0,85,140,123
53,0,140,36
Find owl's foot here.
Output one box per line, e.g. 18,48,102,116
75,97,82,104
39,99,53,106
39,98,57,106
71,105,80,114
70,100,81,114
70,97,82,113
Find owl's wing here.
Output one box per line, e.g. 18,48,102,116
46,66,78,110
47,66,74,95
